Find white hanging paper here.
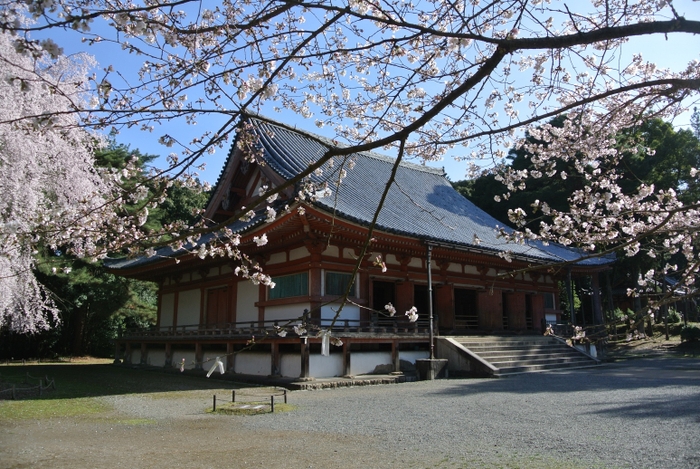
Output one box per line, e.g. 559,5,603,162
207,356,225,377
320,331,330,356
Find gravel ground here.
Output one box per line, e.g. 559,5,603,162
2,357,700,469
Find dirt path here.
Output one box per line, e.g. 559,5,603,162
3,355,700,469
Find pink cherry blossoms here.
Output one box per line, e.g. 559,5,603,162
0,0,699,325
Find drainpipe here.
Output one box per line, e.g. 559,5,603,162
427,245,435,360
566,268,575,328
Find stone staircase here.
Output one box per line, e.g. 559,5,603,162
438,335,600,377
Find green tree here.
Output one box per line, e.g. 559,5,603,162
456,118,700,230
456,118,700,324
0,141,209,358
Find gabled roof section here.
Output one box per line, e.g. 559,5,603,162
240,116,611,267
109,115,613,273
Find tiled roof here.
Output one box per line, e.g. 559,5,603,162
250,117,611,266
107,116,612,270
104,212,267,270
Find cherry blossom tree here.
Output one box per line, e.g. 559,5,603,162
2,0,700,321
0,18,161,333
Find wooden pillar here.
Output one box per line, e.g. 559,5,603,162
307,241,326,320
257,283,267,327
392,340,400,372
271,342,281,376
342,340,351,376
164,343,173,368
505,292,527,330
435,284,454,331
606,272,615,323
566,269,575,325
300,337,310,378
229,280,238,324
124,343,133,365
199,286,206,326
478,289,503,330
591,272,603,325
155,289,163,328
194,343,203,370
530,294,545,333
170,290,179,329
226,343,235,372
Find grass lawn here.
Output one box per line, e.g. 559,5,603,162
0,361,269,420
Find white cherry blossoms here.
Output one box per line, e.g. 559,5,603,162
384,303,419,322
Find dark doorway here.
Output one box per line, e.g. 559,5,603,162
454,288,478,330
414,285,434,320
372,281,396,311
526,294,534,330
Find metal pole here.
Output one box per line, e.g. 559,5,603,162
566,268,575,327
427,245,435,360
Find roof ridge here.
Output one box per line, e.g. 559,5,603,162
246,114,447,177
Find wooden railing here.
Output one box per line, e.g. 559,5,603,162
120,316,431,340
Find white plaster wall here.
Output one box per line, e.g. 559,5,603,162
221,265,232,274
321,303,360,322
409,257,422,268
310,353,343,377
280,353,301,377
236,280,259,323
130,349,141,364
160,293,175,328
399,350,429,364
324,245,339,257
178,289,201,326
268,252,287,265
192,271,202,281
464,265,479,275
234,352,270,375
350,351,392,375
342,247,355,259
147,349,166,367
385,254,400,265
265,304,310,322
289,246,308,261
447,262,462,273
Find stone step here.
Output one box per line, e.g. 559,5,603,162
479,351,590,363
494,361,600,376
460,344,572,354
457,338,560,347
489,355,594,368
446,335,599,377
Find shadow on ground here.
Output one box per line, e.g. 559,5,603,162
0,363,260,400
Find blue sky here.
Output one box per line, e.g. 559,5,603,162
43,2,700,185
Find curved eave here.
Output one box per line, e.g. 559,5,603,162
104,213,270,279
310,201,614,271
